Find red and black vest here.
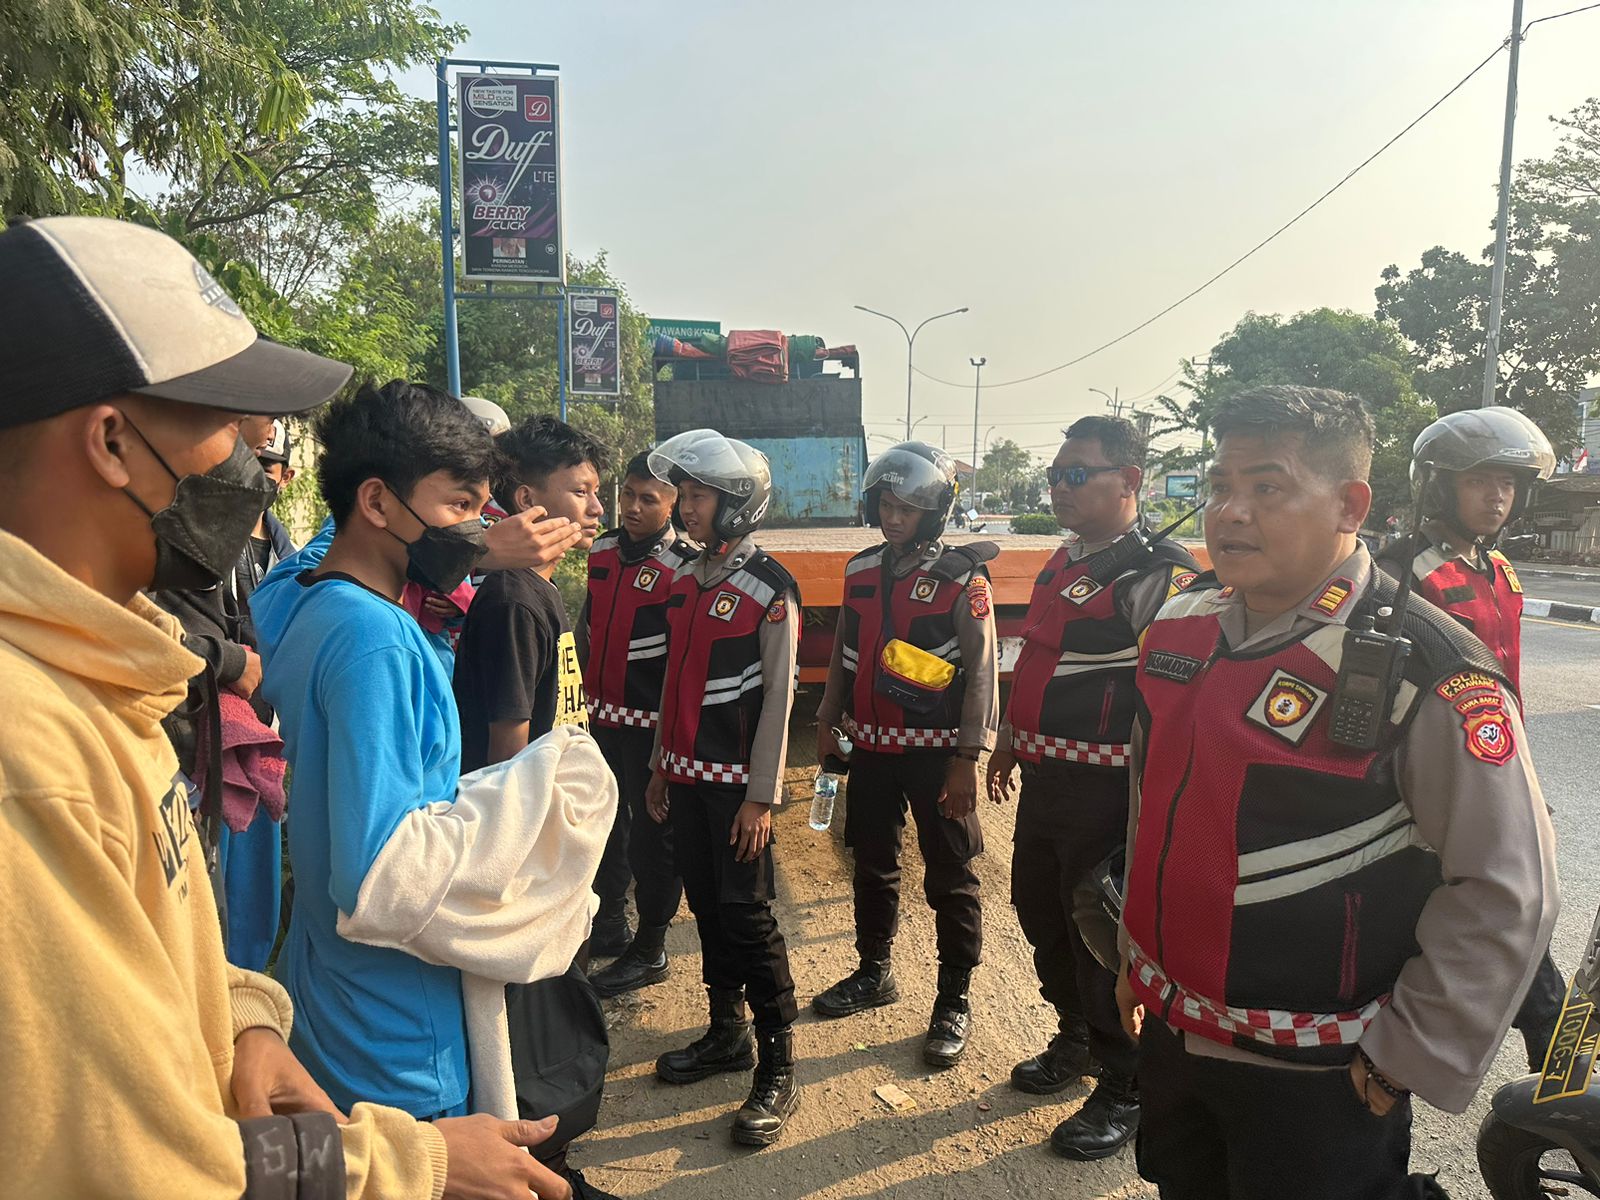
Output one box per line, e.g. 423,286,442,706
1123,576,1503,1065
657,550,798,786
1008,536,1196,766
583,527,698,729
837,544,986,753
1382,535,1523,694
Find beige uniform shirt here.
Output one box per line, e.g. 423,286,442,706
1124,544,1559,1113
650,536,798,807
817,539,1000,751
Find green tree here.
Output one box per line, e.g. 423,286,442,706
1150,308,1435,524
1375,97,1600,452
976,438,1038,509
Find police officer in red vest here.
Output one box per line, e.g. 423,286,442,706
642,429,804,1146
1119,386,1558,1198
1378,406,1564,1072
581,452,699,999
812,442,998,1066
986,414,1198,1161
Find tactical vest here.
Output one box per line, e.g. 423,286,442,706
657,551,798,786
1008,538,1195,766
1123,577,1504,1065
1401,539,1524,694
837,544,981,752
583,528,697,729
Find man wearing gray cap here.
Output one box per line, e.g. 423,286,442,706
0,216,572,1200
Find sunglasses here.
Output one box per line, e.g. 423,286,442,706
1047,465,1124,488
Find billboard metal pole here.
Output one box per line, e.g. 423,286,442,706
436,58,462,397
557,288,568,420
1481,0,1525,408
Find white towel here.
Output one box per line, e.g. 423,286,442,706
337,725,618,1118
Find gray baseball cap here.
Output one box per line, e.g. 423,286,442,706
0,216,353,429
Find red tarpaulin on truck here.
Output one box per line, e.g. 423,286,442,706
727,329,788,384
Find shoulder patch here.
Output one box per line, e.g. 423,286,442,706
765,596,788,624
1461,700,1516,765
1496,556,1524,594
1436,671,1501,705
1169,570,1198,599
1311,577,1354,618
967,575,991,619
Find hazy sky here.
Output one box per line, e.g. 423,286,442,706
414,1,1600,459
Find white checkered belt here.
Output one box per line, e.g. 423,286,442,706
659,749,750,785
1127,940,1387,1051
1011,729,1130,767
586,699,659,729
843,716,958,749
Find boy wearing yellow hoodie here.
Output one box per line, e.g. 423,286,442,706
0,217,571,1200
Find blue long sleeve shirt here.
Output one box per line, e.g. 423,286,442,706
251,531,469,1117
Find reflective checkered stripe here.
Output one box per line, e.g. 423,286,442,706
1010,729,1129,766
843,716,959,750
1127,941,1385,1051
586,699,658,729
659,749,749,785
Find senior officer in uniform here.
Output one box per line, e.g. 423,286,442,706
987,415,1198,1161
1118,385,1558,1199
1379,406,1565,1073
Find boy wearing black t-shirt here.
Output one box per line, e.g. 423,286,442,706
453,415,607,772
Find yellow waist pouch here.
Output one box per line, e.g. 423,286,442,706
877,638,958,714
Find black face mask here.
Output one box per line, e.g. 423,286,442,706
385,487,488,594
122,422,274,592
261,477,281,515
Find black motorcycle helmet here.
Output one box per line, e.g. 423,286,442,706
863,441,960,543
1411,408,1556,536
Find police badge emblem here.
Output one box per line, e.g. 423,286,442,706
1246,669,1329,746
910,577,939,604
634,565,661,591
709,591,741,621
1064,575,1103,605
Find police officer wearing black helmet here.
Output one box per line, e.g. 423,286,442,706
813,442,999,1067
1378,406,1565,1073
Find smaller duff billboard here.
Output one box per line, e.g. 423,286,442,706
568,288,621,397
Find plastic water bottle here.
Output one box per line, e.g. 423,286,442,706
810,727,853,831
809,771,839,831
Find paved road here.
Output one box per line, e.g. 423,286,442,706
1411,615,1600,1197
1519,572,1600,609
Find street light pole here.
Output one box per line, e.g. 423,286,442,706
969,356,986,500
1482,0,1526,407
1089,386,1122,417
854,304,969,437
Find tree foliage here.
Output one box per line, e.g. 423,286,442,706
1150,308,1435,524
1376,97,1600,452
976,438,1039,509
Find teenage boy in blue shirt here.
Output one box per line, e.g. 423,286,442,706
253,381,501,1120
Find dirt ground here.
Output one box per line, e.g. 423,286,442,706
568,696,1159,1200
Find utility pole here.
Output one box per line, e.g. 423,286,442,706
969,356,986,501
1089,386,1122,417
1482,0,1525,408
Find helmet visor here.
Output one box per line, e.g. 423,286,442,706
649,429,753,494
864,446,954,511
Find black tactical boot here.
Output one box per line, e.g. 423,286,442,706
1049,1069,1139,1160
589,925,670,999
923,965,972,1068
656,988,755,1084
731,1029,801,1146
1011,1015,1094,1094
589,905,634,959
812,959,899,1018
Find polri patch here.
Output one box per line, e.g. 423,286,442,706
910,576,940,604
1245,670,1329,746
1144,650,1203,683
634,565,661,591
1311,577,1354,618
709,591,741,621
1436,671,1500,705
1063,575,1104,606
765,597,788,624
967,576,991,620
1170,570,1198,597
1501,563,1524,594
1462,702,1516,765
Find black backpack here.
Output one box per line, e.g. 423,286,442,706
505,962,610,1156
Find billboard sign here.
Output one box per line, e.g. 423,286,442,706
568,287,621,397
457,73,563,283
647,318,721,343
1164,473,1200,499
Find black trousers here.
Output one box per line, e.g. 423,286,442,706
592,725,684,928
1513,948,1567,1056
669,781,798,1034
1137,1019,1417,1200
843,749,983,970
1011,758,1136,1078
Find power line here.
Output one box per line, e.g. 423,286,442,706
912,35,1514,391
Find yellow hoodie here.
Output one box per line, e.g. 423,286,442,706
0,529,447,1199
